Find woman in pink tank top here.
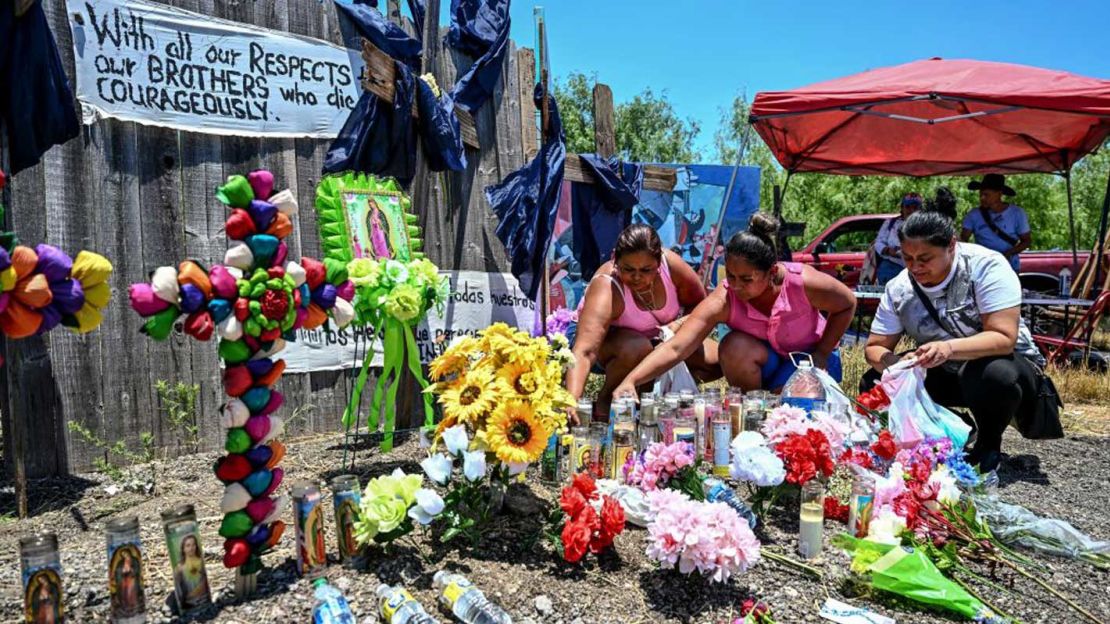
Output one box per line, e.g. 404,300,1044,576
567,224,719,421
615,213,856,395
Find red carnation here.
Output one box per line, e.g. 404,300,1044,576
572,473,598,500
839,447,874,470
871,430,897,460
561,517,592,562
260,289,290,320
824,496,850,524
857,385,890,415
559,485,588,519
893,491,922,530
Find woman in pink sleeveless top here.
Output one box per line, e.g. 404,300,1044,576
567,224,718,421
615,213,856,395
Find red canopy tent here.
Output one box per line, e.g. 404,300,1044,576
750,57,1110,272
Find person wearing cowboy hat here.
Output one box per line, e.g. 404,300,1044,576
960,174,1031,271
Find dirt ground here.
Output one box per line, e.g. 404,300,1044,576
1,415,1109,623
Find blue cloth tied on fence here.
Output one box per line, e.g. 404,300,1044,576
445,0,511,113
0,1,80,175
572,155,644,280
326,0,467,182
486,85,565,299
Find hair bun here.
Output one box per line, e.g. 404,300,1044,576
747,212,780,246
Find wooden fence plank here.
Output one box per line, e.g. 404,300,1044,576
517,48,538,161
593,84,617,159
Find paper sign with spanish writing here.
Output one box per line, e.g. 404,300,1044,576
66,0,362,137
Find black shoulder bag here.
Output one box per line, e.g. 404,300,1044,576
910,278,1063,440
978,206,1019,246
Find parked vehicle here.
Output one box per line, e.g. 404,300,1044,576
791,214,1084,292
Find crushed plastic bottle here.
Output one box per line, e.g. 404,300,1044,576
312,578,356,624
780,355,826,413
703,477,759,529
432,571,513,624
377,583,441,624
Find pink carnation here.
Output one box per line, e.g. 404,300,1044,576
625,442,696,491
762,405,847,450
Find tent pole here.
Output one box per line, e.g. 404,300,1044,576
1092,167,1110,297
1065,168,1079,268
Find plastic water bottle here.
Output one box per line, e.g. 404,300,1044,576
781,356,826,413
312,578,356,624
703,477,759,529
1059,266,1072,297
377,583,441,624
432,571,513,624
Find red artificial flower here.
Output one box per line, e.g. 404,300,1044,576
572,472,598,500
856,385,890,415
893,491,922,530
871,430,898,460
0,169,6,190
559,486,588,519
561,517,592,562
598,495,625,542
741,599,756,615
824,496,850,524
577,503,599,532
839,447,875,470
260,289,290,320
741,599,771,618
805,429,836,476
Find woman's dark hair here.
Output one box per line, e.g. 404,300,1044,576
924,186,958,221
899,210,957,247
613,223,663,262
725,212,779,271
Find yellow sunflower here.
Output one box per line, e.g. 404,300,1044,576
495,361,545,400
429,349,468,381
438,366,496,424
485,401,550,464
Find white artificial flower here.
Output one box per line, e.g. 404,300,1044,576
867,506,907,545
462,450,486,482
383,259,409,285
408,488,446,525
421,453,453,485
728,432,786,487
506,462,528,476
442,424,470,456
929,465,962,506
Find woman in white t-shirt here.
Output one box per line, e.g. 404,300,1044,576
863,211,1044,473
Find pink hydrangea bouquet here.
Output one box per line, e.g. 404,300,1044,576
645,489,761,583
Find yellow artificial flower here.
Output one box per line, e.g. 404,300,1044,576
495,361,546,400
485,401,550,464
429,349,468,381
438,366,496,424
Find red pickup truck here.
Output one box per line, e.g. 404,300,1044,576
791,214,1083,292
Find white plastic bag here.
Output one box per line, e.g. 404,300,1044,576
652,326,698,396
881,360,970,449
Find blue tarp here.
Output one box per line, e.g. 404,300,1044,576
571,155,644,280
445,0,511,113
486,84,566,299
326,1,467,181
0,2,80,175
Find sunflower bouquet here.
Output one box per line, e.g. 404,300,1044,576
423,323,574,540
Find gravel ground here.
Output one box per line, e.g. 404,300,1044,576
1,427,1108,624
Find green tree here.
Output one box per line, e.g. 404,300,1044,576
552,72,701,162
714,93,1110,252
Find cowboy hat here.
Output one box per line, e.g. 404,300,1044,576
968,173,1015,196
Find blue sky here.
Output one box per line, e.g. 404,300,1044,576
474,0,1110,160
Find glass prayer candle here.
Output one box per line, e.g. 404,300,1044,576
292,481,327,579
106,515,146,623
21,532,64,624
798,481,825,560
329,474,364,563
570,426,591,474
160,505,211,613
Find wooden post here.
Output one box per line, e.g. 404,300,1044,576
387,0,401,24
592,84,616,159
517,48,538,161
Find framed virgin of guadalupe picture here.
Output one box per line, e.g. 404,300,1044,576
314,173,423,264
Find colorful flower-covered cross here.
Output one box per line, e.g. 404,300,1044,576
128,170,354,577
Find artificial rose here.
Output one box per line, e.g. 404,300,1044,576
560,486,588,519
365,468,422,506
572,473,598,500
871,429,898,460
857,384,890,414
409,258,441,289
561,517,592,563
598,496,626,543
355,494,408,541
347,258,382,289
384,283,422,322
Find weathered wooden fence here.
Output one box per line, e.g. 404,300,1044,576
0,0,537,476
